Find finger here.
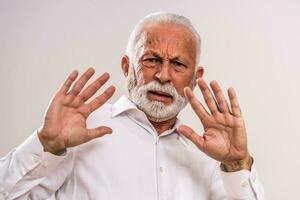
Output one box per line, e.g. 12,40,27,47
184,87,210,121
210,81,230,113
86,126,112,141
81,85,115,117
228,87,242,117
69,67,95,96
177,125,204,151
59,70,79,94
79,72,110,102
197,78,219,114
70,72,110,107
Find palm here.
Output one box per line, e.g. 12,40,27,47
201,113,247,163
38,68,115,154
178,79,249,165
44,106,87,147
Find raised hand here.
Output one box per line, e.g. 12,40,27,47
38,68,115,155
177,79,252,172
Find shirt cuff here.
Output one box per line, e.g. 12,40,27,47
220,163,260,199
15,130,68,177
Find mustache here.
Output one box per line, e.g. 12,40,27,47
142,81,179,98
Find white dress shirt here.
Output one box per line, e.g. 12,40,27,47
0,95,264,200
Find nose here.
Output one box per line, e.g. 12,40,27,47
155,62,171,84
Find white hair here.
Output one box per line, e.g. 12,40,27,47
125,12,201,66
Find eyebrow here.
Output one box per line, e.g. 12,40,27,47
142,51,161,58
143,50,185,61
170,57,181,61
142,50,189,65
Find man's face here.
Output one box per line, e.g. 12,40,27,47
126,23,198,122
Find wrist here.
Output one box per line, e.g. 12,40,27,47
37,129,66,155
221,154,253,172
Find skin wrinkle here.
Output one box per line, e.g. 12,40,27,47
126,23,200,133
128,68,187,123
134,25,197,91
136,28,196,72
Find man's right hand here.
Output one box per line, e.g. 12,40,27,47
38,68,115,155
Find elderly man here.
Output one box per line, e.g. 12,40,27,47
0,12,264,199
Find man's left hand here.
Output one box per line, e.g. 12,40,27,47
177,78,252,172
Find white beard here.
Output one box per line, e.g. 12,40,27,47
126,66,188,122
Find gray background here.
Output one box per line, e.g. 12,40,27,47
1,0,299,199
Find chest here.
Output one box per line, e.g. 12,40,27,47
60,117,216,200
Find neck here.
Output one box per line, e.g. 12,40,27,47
149,117,177,135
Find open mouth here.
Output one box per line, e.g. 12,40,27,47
148,90,173,100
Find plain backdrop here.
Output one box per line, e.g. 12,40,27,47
1,0,299,199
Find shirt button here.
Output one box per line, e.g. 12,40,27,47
42,161,49,167
2,191,8,197
159,167,164,173
241,180,249,188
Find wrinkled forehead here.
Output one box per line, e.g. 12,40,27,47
134,24,197,61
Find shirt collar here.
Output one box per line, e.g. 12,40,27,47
111,95,137,118
111,95,182,136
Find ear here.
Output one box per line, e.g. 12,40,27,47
190,66,204,90
121,55,130,77
196,66,204,79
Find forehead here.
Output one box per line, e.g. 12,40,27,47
135,23,197,60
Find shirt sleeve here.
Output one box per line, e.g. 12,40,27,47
0,130,73,200
219,162,265,200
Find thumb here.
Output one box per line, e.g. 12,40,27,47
177,124,205,151
86,126,112,141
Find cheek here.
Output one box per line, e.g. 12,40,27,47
172,72,195,95
136,66,157,85
174,85,186,97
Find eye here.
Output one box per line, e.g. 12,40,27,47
171,61,187,72
141,57,161,67
148,58,159,63
173,61,183,66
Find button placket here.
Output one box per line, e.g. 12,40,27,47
155,136,165,200
156,137,169,200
